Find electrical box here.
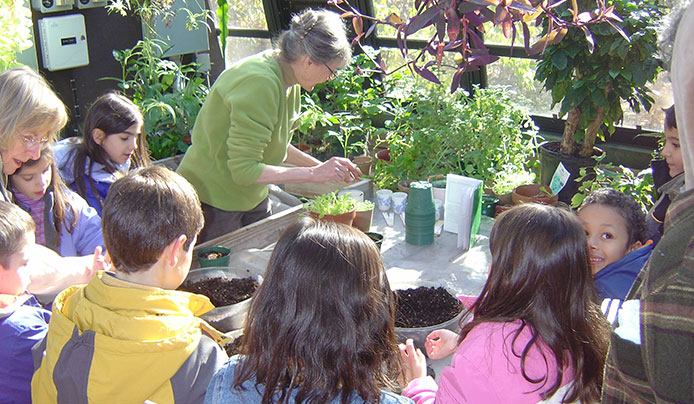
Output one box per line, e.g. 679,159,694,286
31,0,73,13
75,0,106,9
38,14,89,71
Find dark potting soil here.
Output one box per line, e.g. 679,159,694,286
224,335,243,357
394,286,463,328
179,277,259,307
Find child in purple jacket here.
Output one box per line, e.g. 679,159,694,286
399,204,609,404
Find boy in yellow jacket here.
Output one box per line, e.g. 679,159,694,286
32,166,227,404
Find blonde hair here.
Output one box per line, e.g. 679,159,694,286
0,66,68,150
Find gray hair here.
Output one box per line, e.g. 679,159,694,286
277,9,352,67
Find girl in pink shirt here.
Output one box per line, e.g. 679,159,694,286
399,204,609,404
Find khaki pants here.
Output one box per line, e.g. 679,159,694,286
198,196,271,243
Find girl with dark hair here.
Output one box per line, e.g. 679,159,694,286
205,218,413,404
399,204,609,404
55,92,150,214
9,146,103,257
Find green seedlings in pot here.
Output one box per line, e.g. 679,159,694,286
305,191,356,218
355,200,375,212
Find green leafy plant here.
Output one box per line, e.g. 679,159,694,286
535,0,664,157
0,0,33,71
355,200,375,212
111,38,209,160
491,167,536,195
570,155,655,213
305,191,356,218
375,85,540,191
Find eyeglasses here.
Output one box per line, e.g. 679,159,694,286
22,135,49,147
324,63,337,80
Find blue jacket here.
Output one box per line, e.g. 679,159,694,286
14,187,104,257
54,137,130,215
205,356,414,404
0,294,51,404
594,243,654,300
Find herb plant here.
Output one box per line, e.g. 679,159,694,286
305,191,357,218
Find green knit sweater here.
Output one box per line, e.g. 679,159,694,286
177,50,301,212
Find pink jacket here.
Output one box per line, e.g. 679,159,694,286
402,319,576,404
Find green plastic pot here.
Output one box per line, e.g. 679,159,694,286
197,246,231,268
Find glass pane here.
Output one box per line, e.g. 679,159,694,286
228,0,267,30
225,37,272,66
621,73,671,132
380,48,457,91
371,0,434,39
483,22,543,46
485,56,557,117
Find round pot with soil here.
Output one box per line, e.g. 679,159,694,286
365,231,383,251
393,285,468,357
179,267,261,332
512,184,558,206
197,246,231,268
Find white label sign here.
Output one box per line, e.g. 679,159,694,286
549,162,571,195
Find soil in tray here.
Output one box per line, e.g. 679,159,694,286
179,277,259,307
394,286,463,328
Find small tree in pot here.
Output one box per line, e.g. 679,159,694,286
534,0,663,158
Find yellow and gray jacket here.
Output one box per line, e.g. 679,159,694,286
31,271,228,404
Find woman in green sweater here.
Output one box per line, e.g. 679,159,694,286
178,9,360,241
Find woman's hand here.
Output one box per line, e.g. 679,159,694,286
425,329,459,360
399,338,428,384
311,157,362,183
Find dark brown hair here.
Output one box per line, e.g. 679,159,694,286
234,217,401,404
72,92,151,208
461,204,609,403
10,146,78,248
101,165,203,273
578,187,646,245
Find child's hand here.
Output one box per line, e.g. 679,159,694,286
425,329,459,360
398,338,427,384
83,247,109,282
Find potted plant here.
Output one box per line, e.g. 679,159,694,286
197,245,231,268
305,191,357,226
352,200,375,232
534,0,663,201
512,184,559,206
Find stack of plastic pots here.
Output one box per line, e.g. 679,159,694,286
405,181,435,245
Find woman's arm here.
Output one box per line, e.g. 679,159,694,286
253,149,361,184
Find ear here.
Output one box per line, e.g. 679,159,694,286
628,241,643,253
302,55,314,69
166,234,188,267
92,129,106,145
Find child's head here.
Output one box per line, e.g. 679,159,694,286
662,104,683,178
578,188,645,275
0,201,36,296
469,204,606,403
0,66,67,175
101,166,203,288
81,92,148,168
9,147,53,200
236,217,399,403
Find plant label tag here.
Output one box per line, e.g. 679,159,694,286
549,163,571,195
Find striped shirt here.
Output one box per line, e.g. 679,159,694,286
601,186,694,403
13,190,46,245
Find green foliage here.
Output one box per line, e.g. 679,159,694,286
112,38,208,160
355,200,375,211
0,0,33,71
535,0,664,155
297,47,405,160
374,85,540,191
492,168,536,195
571,156,655,214
305,191,356,217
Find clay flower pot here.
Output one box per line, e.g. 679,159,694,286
512,184,558,206
352,155,374,176
352,202,375,232
309,210,356,226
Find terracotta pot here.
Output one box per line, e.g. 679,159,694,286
376,149,391,164
397,180,412,194
353,208,374,232
352,155,373,176
309,209,356,226
296,143,312,154
512,184,558,206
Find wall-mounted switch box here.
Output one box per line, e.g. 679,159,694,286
31,0,73,13
76,0,107,9
38,14,89,71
